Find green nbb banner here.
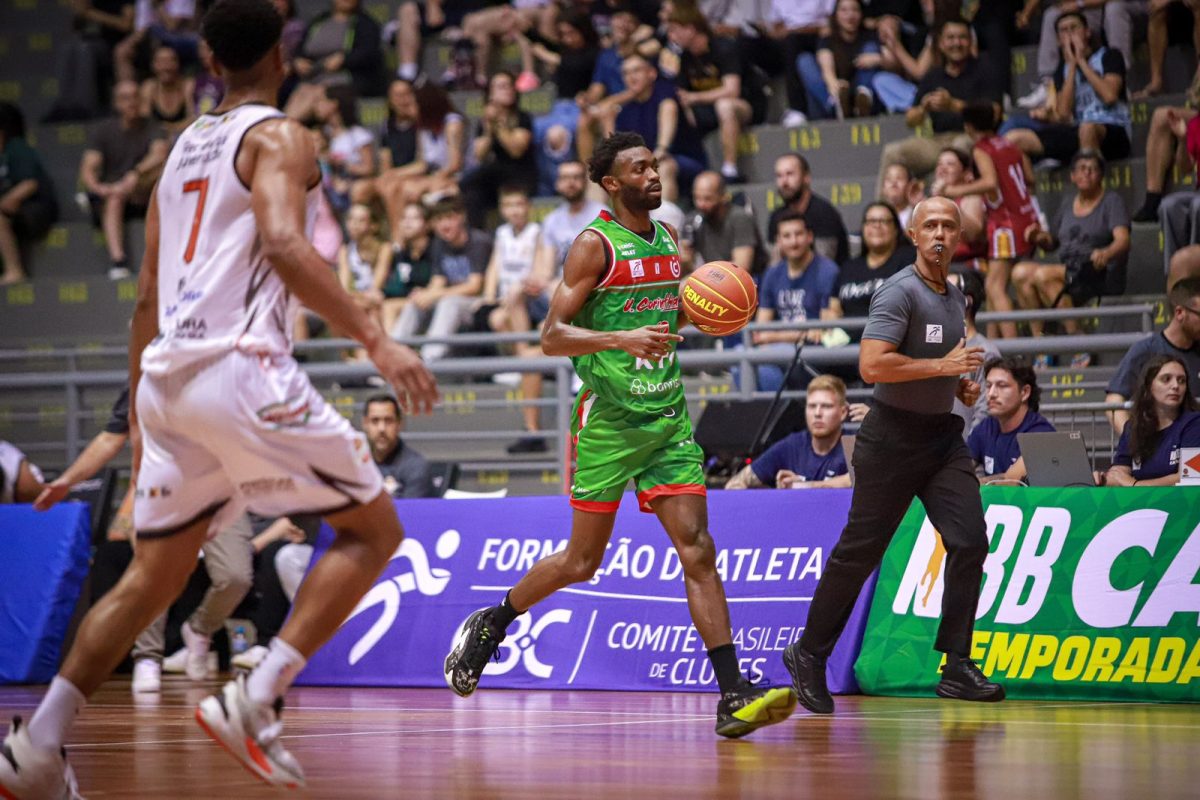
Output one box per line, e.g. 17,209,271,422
856,488,1200,702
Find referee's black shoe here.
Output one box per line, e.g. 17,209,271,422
782,642,834,715
936,655,1005,702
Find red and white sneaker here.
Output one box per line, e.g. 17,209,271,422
195,677,305,790
0,717,83,800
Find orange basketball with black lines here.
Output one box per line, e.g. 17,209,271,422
681,261,757,336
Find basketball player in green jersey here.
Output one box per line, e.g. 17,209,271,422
444,132,797,737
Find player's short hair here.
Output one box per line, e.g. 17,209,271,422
587,131,649,185
363,394,402,419
201,0,283,72
983,357,1041,412
961,103,998,133
774,208,808,231
1169,276,1200,310
807,375,847,405
429,196,466,220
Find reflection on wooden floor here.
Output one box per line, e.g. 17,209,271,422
1,682,1197,799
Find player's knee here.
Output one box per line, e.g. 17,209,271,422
561,550,604,584
677,528,716,577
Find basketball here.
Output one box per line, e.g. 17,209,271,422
681,261,758,336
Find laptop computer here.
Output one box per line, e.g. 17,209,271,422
1018,431,1097,487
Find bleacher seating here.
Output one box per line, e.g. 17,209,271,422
0,0,1193,496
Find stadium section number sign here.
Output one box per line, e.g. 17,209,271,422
856,488,1200,701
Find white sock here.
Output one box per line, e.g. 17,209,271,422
398,63,418,81
27,676,86,751
246,638,307,707
720,162,738,177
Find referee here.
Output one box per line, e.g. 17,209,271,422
783,197,1004,713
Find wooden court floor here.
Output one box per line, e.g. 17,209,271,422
2,681,1197,799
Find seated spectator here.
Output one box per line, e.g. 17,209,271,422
337,204,389,324
0,103,58,285
1013,149,1129,356
948,269,1001,436
140,45,194,138
1132,73,1200,222
460,71,538,229
880,162,922,231
1013,1,1134,110
969,357,1055,484
762,0,830,127
1105,278,1200,434
316,84,376,214
115,0,199,84
931,147,987,270
380,203,436,332
43,0,135,122
0,440,43,503
937,104,1040,340
1105,356,1200,486
392,0,503,86
825,203,915,340
878,17,997,198
748,210,840,391
390,197,492,361
682,171,765,276
478,187,545,453
515,11,601,187
1137,0,1198,100
79,80,169,279
798,0,881,120
666,6,765,183
769,153,850,265
1002,12,1131,167
725,374,851,489
577,54,707,202
365,81,466,239
1160,113,1200,274
585,5,659,103
283,0,387,119
362,394,433,497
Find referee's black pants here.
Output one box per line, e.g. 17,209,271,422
799,401,989,658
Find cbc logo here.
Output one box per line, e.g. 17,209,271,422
483,609,573,679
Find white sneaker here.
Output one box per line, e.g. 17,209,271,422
0,717,83,800
180,621,212,682
492,371,521,387
162,647,188,674
132,659,161,694
231,645,270,672
1017,81,1049,109
106,266,131,281
196,677,305,789
781,109,808,128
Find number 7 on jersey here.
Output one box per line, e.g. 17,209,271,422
182,178,209,264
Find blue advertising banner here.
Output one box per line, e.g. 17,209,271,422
0,504,91,684
297,490,874,694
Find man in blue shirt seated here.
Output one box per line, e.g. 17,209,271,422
968,357,1055,484
725,375,851,489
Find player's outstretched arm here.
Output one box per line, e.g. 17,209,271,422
245,119,438,413
541,230,682,359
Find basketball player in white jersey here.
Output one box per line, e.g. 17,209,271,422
0,2,438,796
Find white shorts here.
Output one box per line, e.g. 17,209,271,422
134,350,382,538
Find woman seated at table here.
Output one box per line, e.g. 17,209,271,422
1104,356,1200,487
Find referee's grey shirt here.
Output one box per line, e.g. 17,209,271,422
862,265,967,415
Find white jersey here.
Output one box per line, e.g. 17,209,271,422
0,440,41,504
494,221,540,298
142,103,322,376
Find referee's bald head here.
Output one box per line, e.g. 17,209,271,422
908,196,961,268
910,196,961,229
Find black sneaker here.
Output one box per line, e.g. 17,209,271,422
782,642,834,715
1132,200,1161,223
506,436,547,455
936,656,1005,702
444,608,505,698
714,682,797,738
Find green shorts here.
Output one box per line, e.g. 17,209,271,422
569,388,706,514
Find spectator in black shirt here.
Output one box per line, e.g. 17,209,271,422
666,6,761,183
877,18,998,197
768,152,850,266
0,103,57,285
824,202,915,340
361,395,433,499
459,71,537,229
